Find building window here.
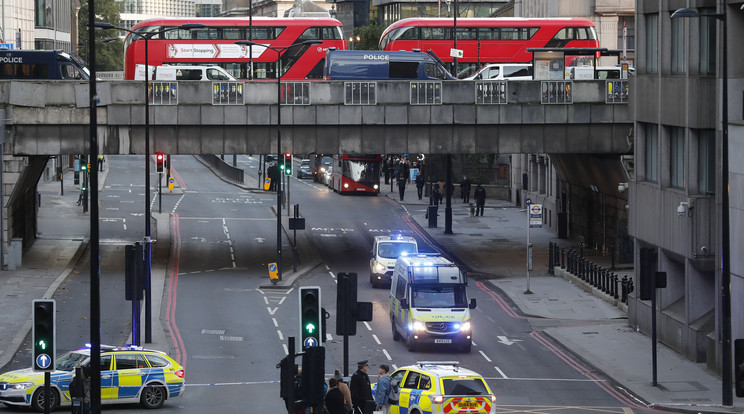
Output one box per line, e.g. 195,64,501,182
645,124,658,182
670,127,685,188
699,8,716,76
645,14,658,73
698,129,715,194
671,17,685,74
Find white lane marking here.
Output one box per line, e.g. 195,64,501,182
392,364,398,370
479,350,492,363
277,330,284,340
326,333,333,341
372,335,381,345
364,322,372,331
263,297,269,305
283,344,288,355
278,297,286,305
201,329,226,335
382,349,392,361
272,318,278,327
329,271,336,279
268,307,278,315
494,367,508,379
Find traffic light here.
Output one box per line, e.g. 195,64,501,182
156,153,165,173
278,355,297,400
301,346,325,406
32,299,56,371
736,339,744,397
283,153,292,175
336,273,358,336
299,287,321,349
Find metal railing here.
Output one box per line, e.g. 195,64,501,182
212,82,245,105
548,242,634,304
148,82,178,105
540,80,573,104
410,82,442,105
281,82,311,105
475,81,508,104
605,80,629,104
344,82,377,105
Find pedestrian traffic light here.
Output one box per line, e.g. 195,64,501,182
156,153,165,173
736,339,744,397
32,299,56,371
301,346,325,406
284,153,292,175
299,287,321,349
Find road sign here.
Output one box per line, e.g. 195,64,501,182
264,178,271,191
303,337,318,348
525,197,532,205
168,177,174,191
36,354,52,369
529,204,543,228
268,263,278,282
450,48,463,58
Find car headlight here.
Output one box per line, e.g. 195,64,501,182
8,382,35,390
459,321,471,332
410,320,425,332
373,262,386,273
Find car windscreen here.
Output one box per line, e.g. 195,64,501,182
378,242,417,259
56,352,89,371
411,285,468,308
442,377,489,395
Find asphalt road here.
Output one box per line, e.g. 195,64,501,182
3,155,648,413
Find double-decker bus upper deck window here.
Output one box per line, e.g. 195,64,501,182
322,27,341,40
192,27,219,40
250,27,283,40
396,26,419,41
299,27,320,41
421,27,451,40
223,27,243,40
164,28,193,40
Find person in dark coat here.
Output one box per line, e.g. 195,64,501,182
415,174,425,200
431,183,441,206
382,156,391,184
350,360,373,414
325,377,347,414
460,176,472,203
397,175,407,201
267,163,280,192
474,183,486,216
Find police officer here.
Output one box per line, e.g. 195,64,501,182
350,360,373,414
474,183,486,216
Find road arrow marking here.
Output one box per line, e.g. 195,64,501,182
267,307,278,315
497,336,522,346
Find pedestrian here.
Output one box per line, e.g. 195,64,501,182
97,155,105,172
325,377,347,414
460,176,471,203
383,156,391,184
350,360,373,414
415,173,425,200
334,369,353,413
374,364,392,414
474,183,486,216
267,162,280,192
431,183,441,207
397,175,407,201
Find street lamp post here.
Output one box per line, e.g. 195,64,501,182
671,6,731,406
235,39,321,281
95,22,204,344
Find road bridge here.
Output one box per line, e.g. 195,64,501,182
0,79,633,267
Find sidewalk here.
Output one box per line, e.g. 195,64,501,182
379,184,743,414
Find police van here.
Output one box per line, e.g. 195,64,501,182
385,361,496,414
324,49,456,80
370,235,418,288
0,50,90,80
389,254,476,352
135,65,235,81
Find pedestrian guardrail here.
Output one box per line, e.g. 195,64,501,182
281,82,311,105
540,80,573,104
548,242,634,305
475,81,508,104
410,82,442,105
344,82,377,105
148,82,178,105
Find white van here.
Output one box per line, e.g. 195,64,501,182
135,65,236,81
369,235,418,288
464,63,532,81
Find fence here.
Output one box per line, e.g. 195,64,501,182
548,242,634,305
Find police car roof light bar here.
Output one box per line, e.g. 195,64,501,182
416,360,460,368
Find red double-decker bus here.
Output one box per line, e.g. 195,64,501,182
378,17,599,78
330,154,381,195
123,17,346,81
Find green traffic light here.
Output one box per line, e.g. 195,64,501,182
305,322,316,333
37,339,46,350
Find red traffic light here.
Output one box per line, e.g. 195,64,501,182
285,152,291,157
156,153,164,161
156,153,165,173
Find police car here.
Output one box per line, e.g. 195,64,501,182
369,235,418,288
381,361,496,414
0,344,185,412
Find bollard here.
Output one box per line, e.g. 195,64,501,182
567,250,573,273
612,273,619,299
561,248,565,269
621,276,629,303
548,242,554,275
602,269,608,293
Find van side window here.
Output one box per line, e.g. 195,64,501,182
207,68,229,80
504,65,530,78
394,276,406,300
60,63,82,80
389,61,418,79
424,63,444,79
